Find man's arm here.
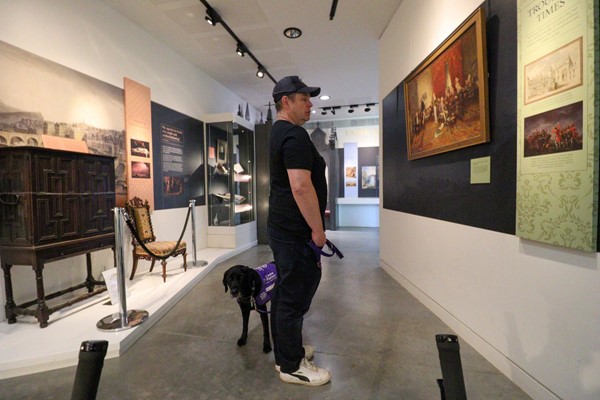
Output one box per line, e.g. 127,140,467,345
287,168,326,247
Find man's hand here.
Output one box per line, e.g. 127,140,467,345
311,230,326,248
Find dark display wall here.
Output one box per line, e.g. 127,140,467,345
382,0,517,234
358,146,379,198
151,102,205,210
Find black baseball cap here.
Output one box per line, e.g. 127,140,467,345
272,75,321,103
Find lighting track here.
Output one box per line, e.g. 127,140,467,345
329,0,338,20
320,103,377,115
199,0,277,84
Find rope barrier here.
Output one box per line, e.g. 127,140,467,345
123,203,192,260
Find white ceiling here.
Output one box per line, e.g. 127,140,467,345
102,0,403,121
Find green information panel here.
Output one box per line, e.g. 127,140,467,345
516,0,599,251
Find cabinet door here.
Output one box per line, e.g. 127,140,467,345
0,151,32,245
79,155,115,235
32,152,79,244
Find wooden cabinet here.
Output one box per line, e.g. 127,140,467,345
0,147,115,327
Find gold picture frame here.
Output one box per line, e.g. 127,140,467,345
404,6,489,160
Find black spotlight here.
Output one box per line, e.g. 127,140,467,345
236,43,246,57
256,67,265,78
205,8,219,26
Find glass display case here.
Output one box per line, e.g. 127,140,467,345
205,114,255,227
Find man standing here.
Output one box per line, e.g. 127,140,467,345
268,76,330,386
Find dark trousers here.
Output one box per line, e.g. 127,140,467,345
268,230,322,374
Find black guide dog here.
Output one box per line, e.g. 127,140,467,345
222,264,275,354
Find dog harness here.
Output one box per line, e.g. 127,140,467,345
254,262,277,306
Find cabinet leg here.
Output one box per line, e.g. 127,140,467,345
2,262,17,324
85,252,94,292
32,263,50,328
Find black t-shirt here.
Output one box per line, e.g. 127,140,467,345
268,120,327,241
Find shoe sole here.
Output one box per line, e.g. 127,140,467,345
279,372,331,386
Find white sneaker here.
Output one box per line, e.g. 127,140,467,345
279,358,331,386
275,345,314,372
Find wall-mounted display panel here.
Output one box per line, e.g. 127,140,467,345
516,0,598,251
151,102,205,210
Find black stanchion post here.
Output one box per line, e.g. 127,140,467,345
71,340,108,400
436,334,467,400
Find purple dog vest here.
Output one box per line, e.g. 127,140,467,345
255,262,277,306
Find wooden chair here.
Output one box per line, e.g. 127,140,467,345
125,197,187,282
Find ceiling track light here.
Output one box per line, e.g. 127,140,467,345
317,103,378,115
205,7,219,26
236,43,246,57
199,0,276,83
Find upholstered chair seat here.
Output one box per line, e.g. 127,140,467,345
125,197,187,282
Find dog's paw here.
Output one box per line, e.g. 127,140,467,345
263,343,272,354
237,337,247,347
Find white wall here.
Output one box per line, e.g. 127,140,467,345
309,123,380,149
0,0,253,322
334,125,380,148
379,2,600,400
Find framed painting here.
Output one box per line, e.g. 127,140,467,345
404,6,489,160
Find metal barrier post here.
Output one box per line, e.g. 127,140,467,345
97,207,149,331
186,199,208,267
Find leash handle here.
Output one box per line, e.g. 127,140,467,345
309,239,344,259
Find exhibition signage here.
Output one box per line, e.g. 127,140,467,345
516,0,599,251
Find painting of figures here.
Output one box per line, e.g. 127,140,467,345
523,101,583,158
404,7,489,160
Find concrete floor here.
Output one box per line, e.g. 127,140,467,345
0,228,531,399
